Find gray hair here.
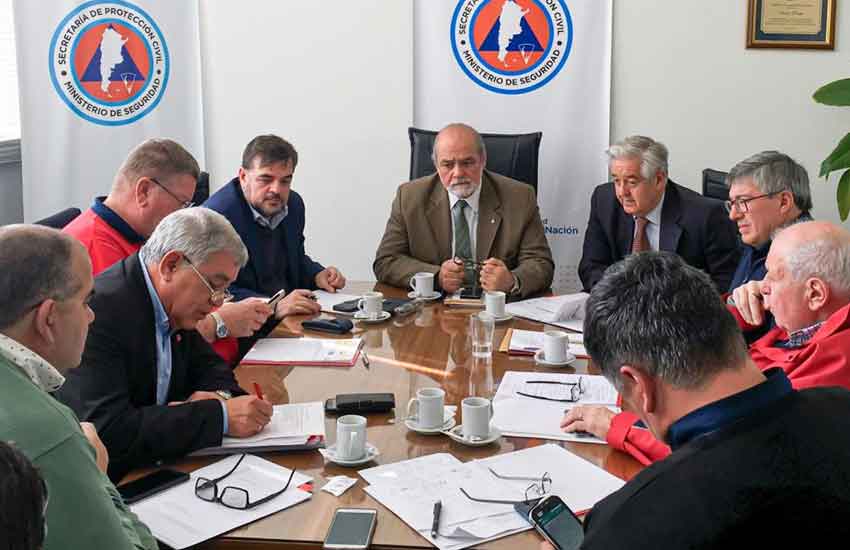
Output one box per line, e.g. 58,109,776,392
726,151,812,212
0,225,83,330
115,138,200,192
140,208,248,268
606,135,669,180
431,123,487,165
783,224,850,296
584,252,748,391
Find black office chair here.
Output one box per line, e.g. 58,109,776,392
192,171,210,205
702,168,729,203
34,207,82,229
408,127,542,192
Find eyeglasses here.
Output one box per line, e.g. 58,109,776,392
516,377,585,403
149,177,195,209
459,468,551,505
184,256,233,306
724,191,780,214
195,454,296,510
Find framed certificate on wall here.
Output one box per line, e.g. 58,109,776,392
747,0,836,49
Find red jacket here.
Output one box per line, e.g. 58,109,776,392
607,302,850,465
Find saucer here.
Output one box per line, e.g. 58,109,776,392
407,291,442,301
354,311,391,323
485,312,513,323
405,416,456,435
320,443,380,466
444,425,501,447
534,349,576,367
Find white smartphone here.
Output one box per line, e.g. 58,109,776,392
529,495,584,550
266,289,286,308
323,508,377,550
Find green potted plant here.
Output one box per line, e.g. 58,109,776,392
814,78,850,221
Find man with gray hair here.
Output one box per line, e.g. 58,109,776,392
578,135,739,291
58,208,273,482
726,150,813,341
543,251,850,549
0,225,156,549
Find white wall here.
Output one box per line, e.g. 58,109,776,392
612,0,850,224
199,1,413,281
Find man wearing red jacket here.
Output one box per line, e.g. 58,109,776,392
562,220,850,465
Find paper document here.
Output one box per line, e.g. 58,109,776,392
192,402,326,455
504,292,589,332
493,371,619,444
312,290,361,315
132,454,312,549
242,337,362,366
504,329,587,357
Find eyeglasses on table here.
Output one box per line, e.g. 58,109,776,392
459,468,552,505
515,376,586,403
194,453,296,510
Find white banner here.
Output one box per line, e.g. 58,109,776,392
414,0,611,292
14,0,205,221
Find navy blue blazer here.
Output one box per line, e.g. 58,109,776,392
204,178,324,301
578,180,741,292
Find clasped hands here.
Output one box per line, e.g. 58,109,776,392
438,257,514,294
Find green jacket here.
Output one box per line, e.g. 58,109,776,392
0,356,157,549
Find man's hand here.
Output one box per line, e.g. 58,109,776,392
539,542,556,550
225,395,274,437
215,298,273,337
438,259,465,293
80,422,109,474
274,289,322,318
315,267,346,292
560,405,615,440
731,280,765,326
480,258,514,293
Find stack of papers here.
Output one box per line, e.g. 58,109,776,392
132,454,313,549
359,444,624,550
493,371,619,444
242,337,362,366
500,328,587,358
504,292,589,332
192,402,326,455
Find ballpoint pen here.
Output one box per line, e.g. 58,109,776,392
431,500,442,538
362,350,370,369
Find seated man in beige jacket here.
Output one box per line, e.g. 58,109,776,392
373,123,554,298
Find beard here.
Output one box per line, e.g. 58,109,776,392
448,180,477,199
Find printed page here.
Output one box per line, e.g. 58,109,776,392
243,337,361,364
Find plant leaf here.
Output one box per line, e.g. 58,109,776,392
838,170,850,222
814,78,850,106
820,133,850,178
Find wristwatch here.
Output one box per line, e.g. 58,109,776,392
211,312,229,339
215,390,233,401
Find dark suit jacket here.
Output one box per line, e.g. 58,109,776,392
578,180,740,291
56,254,245,482
373,170,554,298
204,178,324,300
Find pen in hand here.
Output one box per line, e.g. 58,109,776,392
431,500,442,539
253,382,265,401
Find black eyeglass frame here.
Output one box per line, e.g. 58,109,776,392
183,256,233,307
194,454,297,510
149,176,195,209
459,470,552,505
515,377,585,403
724,191,781,214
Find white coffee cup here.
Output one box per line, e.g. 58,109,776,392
484,290,506,318
409,272,435,297
406,387,445,429
543,330,570,363
357,292,384,319
336,415,367,460
461,396,493,440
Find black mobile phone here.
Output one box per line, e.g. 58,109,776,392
117,468,190,504
267,289,287,308
530,495,584,550
302,319,353,334
323,508,377,550
459,286,482,299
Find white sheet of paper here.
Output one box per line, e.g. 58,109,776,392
312,290,361,314
508,329,587,357
505,293,589,331
496,371,618,405
222,401,326,445
243,337,361,364
131,454,312,549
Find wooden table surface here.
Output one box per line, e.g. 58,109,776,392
138,282,642,549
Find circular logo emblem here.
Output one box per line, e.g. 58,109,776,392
451,0,572,95
49,0,169,125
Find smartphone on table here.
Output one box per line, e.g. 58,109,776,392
530,495,584,550
323,508,377,550
117,468,190,504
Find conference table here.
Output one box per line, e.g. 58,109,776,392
140,282,643,549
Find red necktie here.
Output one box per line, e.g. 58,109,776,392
632,216,650,253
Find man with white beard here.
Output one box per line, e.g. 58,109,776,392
373,123,553,298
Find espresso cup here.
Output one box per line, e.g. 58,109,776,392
357,292,384,319
461,396,493,440
543,330,570,363
406,387,445,429
336,415,367,460
409,272,435,297
484,290,506,318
